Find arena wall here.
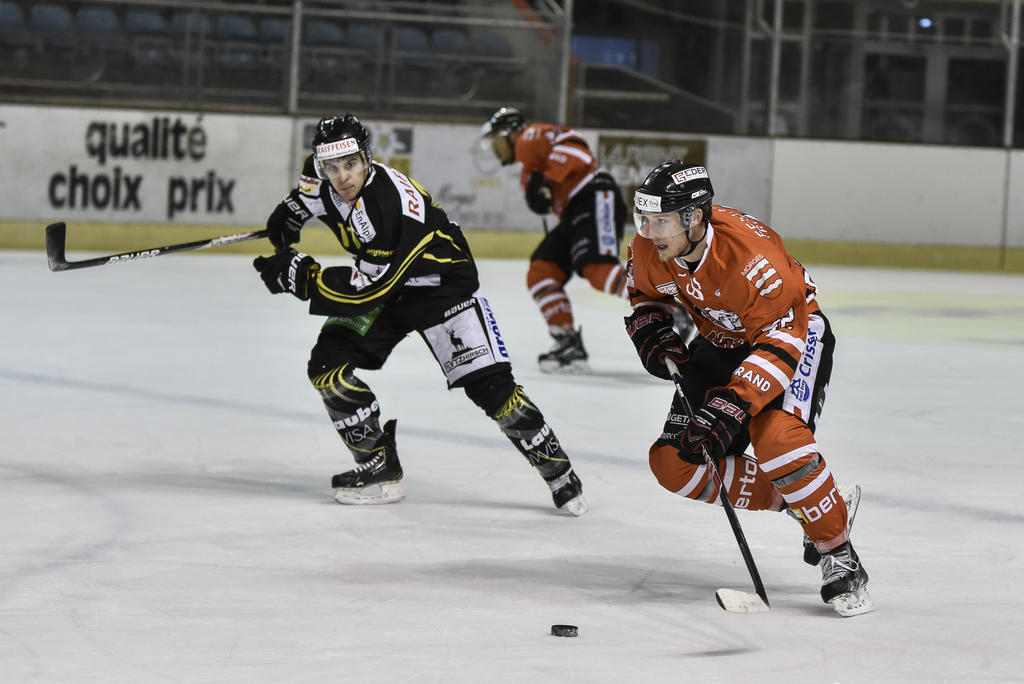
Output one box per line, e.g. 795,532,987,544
1,104,1020,270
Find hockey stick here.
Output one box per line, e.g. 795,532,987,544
44,222,269,272
665,358,770,613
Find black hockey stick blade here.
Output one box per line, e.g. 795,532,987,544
664,358,770,612
44,222,70,271
45,222,269,272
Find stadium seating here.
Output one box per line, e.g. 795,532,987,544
29,2,75,48
215,13,262,78
124,7,172,75
1,1,537,123
76,4,119,37
0,0,29,75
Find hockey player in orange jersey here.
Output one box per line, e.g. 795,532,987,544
623,160,872,615
482,107,644,373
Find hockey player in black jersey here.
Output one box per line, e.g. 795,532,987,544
253,113,587,515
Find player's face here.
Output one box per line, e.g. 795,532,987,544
489,135,515,165
635,208,703,262
321,152,368,202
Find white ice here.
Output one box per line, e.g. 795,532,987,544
2,247,1023,683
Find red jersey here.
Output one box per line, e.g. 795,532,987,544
627,205,820,414
514,123,597,218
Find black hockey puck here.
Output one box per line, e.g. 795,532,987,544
550,624,578,637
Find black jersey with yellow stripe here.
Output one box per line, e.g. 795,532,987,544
292,157,479,316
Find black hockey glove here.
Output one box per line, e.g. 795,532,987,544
253,248,320,301
679,388,751,465
624,308,689,380
266,190,312,250
524,171,553,215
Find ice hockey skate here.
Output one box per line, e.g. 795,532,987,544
546,467,588,516
331,419,405,505
798,483,862,566
538,327,590,374
820,541,873,617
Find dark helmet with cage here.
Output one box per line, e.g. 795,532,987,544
311,113,373,180
632,160,714,238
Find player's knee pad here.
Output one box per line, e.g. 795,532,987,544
580,261,628,297
649,443,779,510
649,442,712,499
526,259,568,292
308,361,371,405
308,361,381,459
462,367,518,416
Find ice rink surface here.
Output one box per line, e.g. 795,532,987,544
2,246,1023,683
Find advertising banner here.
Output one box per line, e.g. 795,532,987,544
0,104,292,224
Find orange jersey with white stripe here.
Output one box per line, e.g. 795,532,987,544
514,123,597,218
627,205,820,414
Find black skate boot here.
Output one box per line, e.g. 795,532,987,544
820,541,874,616
796,483,862,566
331,419,405,505
538,327,590,374
544,467,588,516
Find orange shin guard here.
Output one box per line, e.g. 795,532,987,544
750,410,848,551
527,259,573,330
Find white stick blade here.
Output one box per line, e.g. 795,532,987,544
715,589,770,613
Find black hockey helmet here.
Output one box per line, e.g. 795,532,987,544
312,113,372,179
481,107,526,166
632,160,714,236
481,106,526,138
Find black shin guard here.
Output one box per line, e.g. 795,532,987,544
491,385,570,480
310,362,382,462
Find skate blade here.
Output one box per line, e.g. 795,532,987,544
715,588,770,613
559,494,589,516
829,586,875,617
539,359,591,375
333,481,405,505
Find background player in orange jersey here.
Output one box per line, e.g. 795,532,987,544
482,107,638,373
623,160,872,615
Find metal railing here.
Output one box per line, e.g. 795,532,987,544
1,0,1021,147
0,0,567,123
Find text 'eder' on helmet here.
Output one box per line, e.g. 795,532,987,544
633,160,714,215
481,106,526,137
312,113,373,179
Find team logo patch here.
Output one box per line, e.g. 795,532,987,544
655,280,679,295
634,191,661,212
298,174,321,195
742,255,783,298
441,326,489,373
670,166,708,185
790,378,811,401
698,306,744,331
316,138,359,159
351,200,376,242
